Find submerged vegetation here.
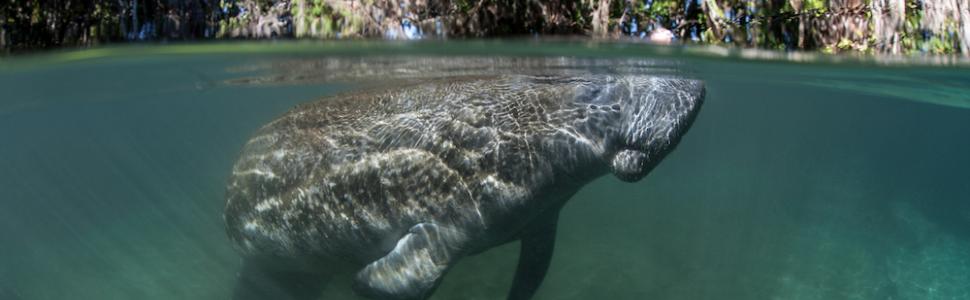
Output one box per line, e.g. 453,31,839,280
0,0,967,55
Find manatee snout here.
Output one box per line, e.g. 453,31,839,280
609,78,705,182
610,149,650,182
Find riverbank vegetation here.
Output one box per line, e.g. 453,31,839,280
1,0,967,56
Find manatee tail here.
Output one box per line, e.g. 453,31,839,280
232,260,328,300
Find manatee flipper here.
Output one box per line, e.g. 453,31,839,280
232,259,327,300
507,211,560,300
353,223,460,300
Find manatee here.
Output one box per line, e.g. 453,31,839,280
224,73,705,300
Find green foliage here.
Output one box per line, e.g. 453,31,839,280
703,28,716,43
311,0,332,17
647,0,677,21
0,0,966,56
900,0,922,54
803,0,826,12
454,0,473,13
927,36,954,54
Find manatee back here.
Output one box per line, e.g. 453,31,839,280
222,75,598,257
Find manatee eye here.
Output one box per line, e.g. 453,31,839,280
611,104,621,111
588,104,598,110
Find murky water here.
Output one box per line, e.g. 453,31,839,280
1,41,969,300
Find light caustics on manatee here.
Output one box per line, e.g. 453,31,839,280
223,57,705,300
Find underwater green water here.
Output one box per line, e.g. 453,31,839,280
1,41,969,300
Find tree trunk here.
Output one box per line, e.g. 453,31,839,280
591,0,611,37
1,11,6,49
871,0,904,54
788,0,804,48
133,0,139,39
294,0,307,38
117,0,128,40
960,0,970,55
703,0,726,42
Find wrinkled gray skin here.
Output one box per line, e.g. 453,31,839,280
224,74,704,300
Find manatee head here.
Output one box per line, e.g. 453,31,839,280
571,75,705,182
